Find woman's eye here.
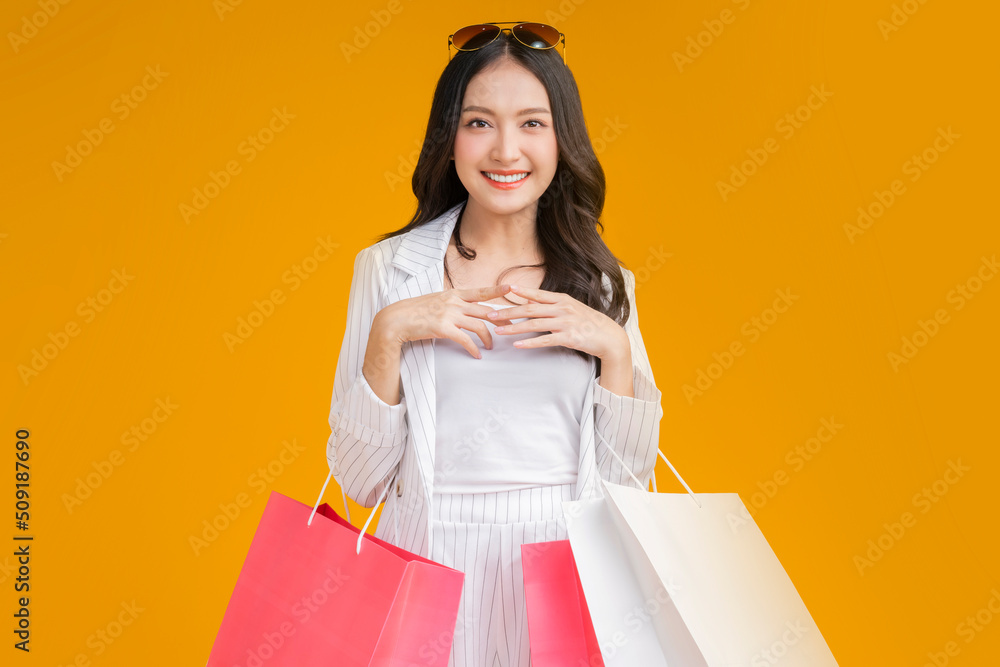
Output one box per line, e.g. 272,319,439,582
464,119,547,129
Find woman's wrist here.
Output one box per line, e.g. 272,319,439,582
372,308,404,349
597,328,634,397
597,324,631,363
363,315,405,406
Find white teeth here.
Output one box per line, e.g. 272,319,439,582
484,171,528,183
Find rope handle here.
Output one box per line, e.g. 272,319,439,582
308,465,400,554
595,429,702,509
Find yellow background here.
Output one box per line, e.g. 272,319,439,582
2,0,997,664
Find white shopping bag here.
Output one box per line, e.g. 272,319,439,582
562,495,700,666
563,439,839,666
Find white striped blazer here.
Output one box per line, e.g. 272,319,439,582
325,201,664,558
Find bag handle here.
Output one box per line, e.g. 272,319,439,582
308,465,401,554
595,429,702,509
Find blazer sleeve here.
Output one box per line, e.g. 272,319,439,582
326,245,408,508
592,265,665,489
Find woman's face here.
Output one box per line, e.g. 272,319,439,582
452,58,559,220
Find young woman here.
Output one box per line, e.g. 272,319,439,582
326,22,664,666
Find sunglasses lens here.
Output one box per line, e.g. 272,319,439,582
513,23,561,49
452,24,501,50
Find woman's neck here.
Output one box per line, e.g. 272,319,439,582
458,199,543,263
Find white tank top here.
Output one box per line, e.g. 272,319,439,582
433,301,596,493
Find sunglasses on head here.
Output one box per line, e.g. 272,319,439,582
448,22,566,64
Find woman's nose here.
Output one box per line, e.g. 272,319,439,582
491,128,521,163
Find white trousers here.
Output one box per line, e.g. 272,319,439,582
429,482,575,667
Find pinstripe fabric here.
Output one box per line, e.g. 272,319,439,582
429,483,576,667
326,199,664,562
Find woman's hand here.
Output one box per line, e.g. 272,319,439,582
488,285,631,361
376,284,516,360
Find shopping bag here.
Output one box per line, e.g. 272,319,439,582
206,470,465,667
520,540,605,667
560,495,680,666
563,439,839,666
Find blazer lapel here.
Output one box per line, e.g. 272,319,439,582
383,201,465,508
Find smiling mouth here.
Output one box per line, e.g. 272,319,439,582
482,171,530,184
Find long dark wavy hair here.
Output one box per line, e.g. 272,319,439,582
375,30,630,365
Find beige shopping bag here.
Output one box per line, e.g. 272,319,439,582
563,436,840,666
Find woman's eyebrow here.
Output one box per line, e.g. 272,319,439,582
461,105,551,115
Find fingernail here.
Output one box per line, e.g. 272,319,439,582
509,285,519,290
488,311,498,318
495,326,505,332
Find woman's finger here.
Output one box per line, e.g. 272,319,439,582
470,304,514,328
460,284,512,303
507,285,559,303
509,331,560,349
493,316,555,336
453,316,497,355
487,302,556,323
441,325,485,358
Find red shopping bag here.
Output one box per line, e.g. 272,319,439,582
207,482,464,666
521,540,605,667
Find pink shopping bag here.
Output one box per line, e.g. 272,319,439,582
521,540,605,667
207,481,464,666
